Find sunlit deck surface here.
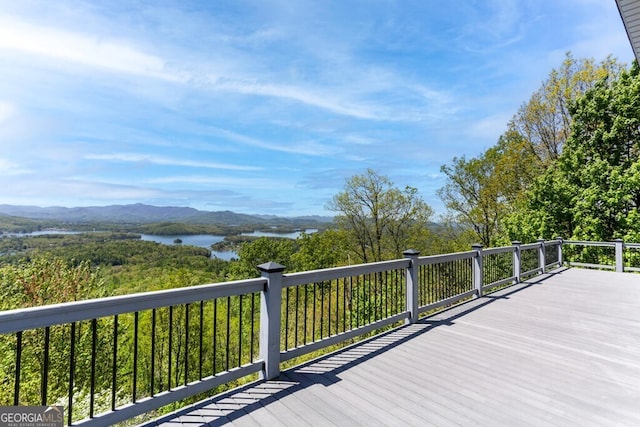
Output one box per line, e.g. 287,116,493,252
145,268,640,426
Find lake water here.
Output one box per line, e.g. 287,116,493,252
139,234,237,260
3,230,82,237
142,230,318,260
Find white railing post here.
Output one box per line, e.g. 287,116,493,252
615,239,624,272
556,236,563,266
512,241,521,283
258,262,285,380
403,249,420,324
537,239,546,274
472,244,483,298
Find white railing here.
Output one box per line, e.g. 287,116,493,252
562,239,640,272
0,238,569,426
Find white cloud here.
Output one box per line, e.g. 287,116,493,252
0,158,31,176
85,153,261,171
146,175,285,190
0,17,185,82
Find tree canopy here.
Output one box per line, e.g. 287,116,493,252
328,169,434,262
508,63,640,242
440,53,628,246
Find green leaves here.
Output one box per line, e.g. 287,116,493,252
439,54,629,246
328,169,434,263
509,61,640,242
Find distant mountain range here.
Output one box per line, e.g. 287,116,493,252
0,204,333,226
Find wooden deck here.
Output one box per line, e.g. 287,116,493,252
144,268,640,426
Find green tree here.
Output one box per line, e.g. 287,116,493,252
328,169,433,263
438,150,503,247
508,62,640,242
510,52,624,166
227,237,297,278
291,229,349,270
440,54,625,246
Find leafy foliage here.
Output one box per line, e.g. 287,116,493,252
328,169,434,262
509,62,640,242
440,53,627,245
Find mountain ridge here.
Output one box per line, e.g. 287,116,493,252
0,204,333,225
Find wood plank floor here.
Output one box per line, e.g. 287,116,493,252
143,268,640,426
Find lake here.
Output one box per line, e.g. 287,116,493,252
139,234,237,260
3,230,82,237
141,230,318,261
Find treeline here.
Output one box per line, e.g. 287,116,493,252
439,53,640,248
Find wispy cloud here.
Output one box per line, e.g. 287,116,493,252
206,126,340,156
85,153,261,171
0,17,184,82
146,175,285,190
0,158,32,176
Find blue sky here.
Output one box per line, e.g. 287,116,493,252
0,0,634,217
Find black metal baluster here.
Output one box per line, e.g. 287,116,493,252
199,301,204,379
213,299,217,374
328,280,332,336
373,272,384,322
14,331,22,405
250,293,256,361
368,273,372,324
168,306,173,389
422,265,426,305
112,315,118,410
238,294,243,366
133,312,139,402
385,270,389,317
439,262,443,300
303,285,308,344
284,288,289,349
320,282,325,338
90,320,97,417
377,273,381,320
151,309,156,395
349,276,357,330
355,276,360,327
68,322,76,425
336,279,340,334
397,269,401,313
342,278,347,333
294,286,299,347
185,304,189,386
430,264,435,302
312,283,316,341
41,326,50,405
226,296,230,371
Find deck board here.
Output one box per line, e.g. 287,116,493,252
144,268,640,426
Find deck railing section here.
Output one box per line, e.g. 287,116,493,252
0,238,574,426
483,246,517,292
0,279,265,427
279,259,409,365
415,251,475,315
520,242,544,278
562,239,640,272
624,243,640,272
